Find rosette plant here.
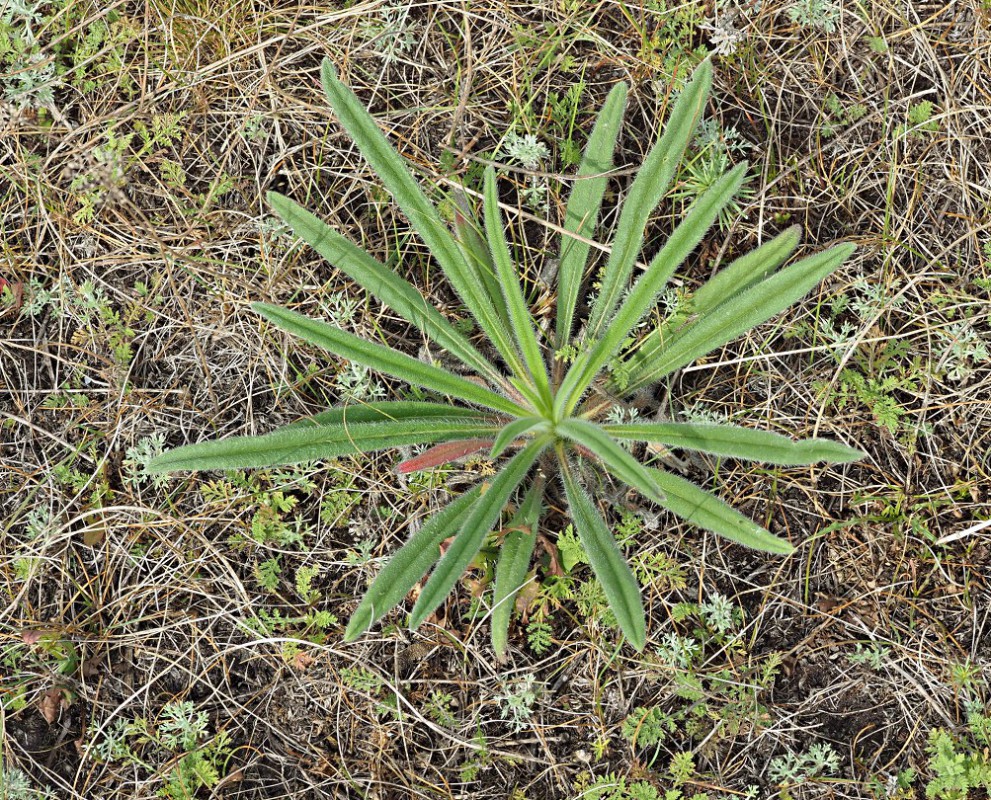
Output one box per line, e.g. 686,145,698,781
149,57,862,655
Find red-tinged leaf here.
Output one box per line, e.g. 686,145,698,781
396,439,493,474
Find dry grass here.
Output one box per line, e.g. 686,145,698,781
2,1,991,798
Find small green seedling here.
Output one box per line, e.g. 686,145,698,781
149,58,862,656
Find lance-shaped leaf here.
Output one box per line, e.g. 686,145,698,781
286,400,488,429
556,81,628,347
253,302,528,417
491,481,543,661
409,436,550,629
608,227,802,395
490,417,549,459
557,163,747,415
556,418,665,502
690,225,802,314
396,439,494,474
585,59,712,340
650,467,793,554
267,191,504,388
320,60,525,383
345,485,483,641
451,188,509,329
482,166,552,406
623,243,857,393
603,421,865,465
147,416,501,473
560,456,646,651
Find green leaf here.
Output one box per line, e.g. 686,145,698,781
286,401,477,429
556,81,628,347
320,59,523,382
624,243,857,392
490,417,549,459
409,436,550,629
557,162,748,415
483,166,553,405
560,455,646,650
253,302,528,417
450,187,508,329
649,468,793,554
556,418,665,502
615,227,802,387
604,421,865,465
345,486,484,640
147,416,502,473
586,58,712,339
690,225,802,314
491,482,543,660
267,191,504,387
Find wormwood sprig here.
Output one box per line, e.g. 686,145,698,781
149,58,862,656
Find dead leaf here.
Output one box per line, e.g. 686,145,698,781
293,651,314,671
515,575,541,619
82,654,103,679
22,629,46,645
39,688,62,724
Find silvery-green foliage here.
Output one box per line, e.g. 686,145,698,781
0,767,41,800
149,58,862,656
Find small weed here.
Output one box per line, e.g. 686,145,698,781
847,643,891,670
925,725,991,799
786,0,841,32
769,742,841,785
672,120,754,230
935,322,988,382
1,630,79,712
123,433,169,490
623,597,779,752
95,701,233,800
821,93,868,138
0,767,46,800
458,730,492,782
423,691,458,727
493,673,540,732
894,101,940,139
571,771,667,800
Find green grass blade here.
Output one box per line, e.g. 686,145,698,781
491,482,543,660
345,486,484,641
556,419,665,502
267,191,504,387
649,468,793,554
623,243,856,393
253,302,528,417
556,81,628,347
490,417,549,459
560,456,646,651
604,422,865,465
586,59,712,340
482,166,552,403
320,60,520,379
147,416,501,473
557,162,747,415
409,436,549,629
